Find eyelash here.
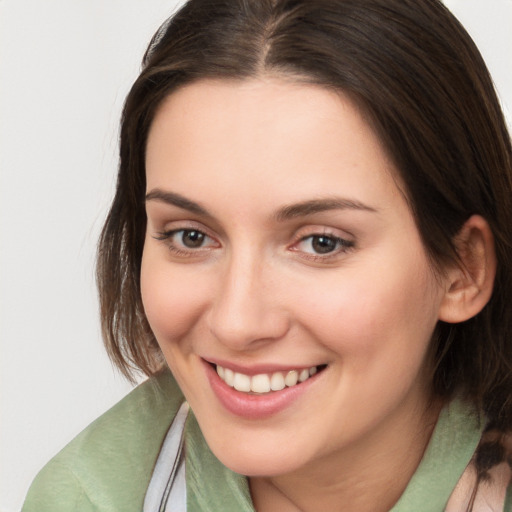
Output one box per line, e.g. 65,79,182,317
153,228,355,261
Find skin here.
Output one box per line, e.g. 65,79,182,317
141,78,451,511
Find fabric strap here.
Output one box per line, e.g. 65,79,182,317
143,402,189,512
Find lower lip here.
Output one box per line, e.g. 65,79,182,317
204,361,322,420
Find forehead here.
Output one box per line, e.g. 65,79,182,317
145,78,404,214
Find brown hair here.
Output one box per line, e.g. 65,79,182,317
97,0,512,428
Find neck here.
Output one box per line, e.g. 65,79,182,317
250,395,443,512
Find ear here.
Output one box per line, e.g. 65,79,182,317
438,215,496,323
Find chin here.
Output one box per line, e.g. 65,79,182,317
204,430,309,477
220,452,302,478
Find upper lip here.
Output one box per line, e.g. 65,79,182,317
203,357,324,376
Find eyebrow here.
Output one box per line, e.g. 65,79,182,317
145,189,210,217
275,198,378,221
145,188,377,220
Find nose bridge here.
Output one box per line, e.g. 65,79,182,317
208,244,288,348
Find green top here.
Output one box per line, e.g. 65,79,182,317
23,370,512,511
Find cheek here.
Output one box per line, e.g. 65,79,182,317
140,250,209,344
293,259,441,366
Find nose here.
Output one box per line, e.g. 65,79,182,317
207,251,290,351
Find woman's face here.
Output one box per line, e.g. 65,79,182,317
141,78,449,477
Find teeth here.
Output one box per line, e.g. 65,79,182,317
284,370,298,387
224,368,235,387
270,372,285,391
298,369,310,382
251,374,271,393
233,372,251,392
216,365,321,394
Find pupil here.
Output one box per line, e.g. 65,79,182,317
312,236,336,254
182,230,204,248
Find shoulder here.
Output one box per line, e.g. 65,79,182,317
501,433,512,511
446,422,512,512
23,370,184,512
474,429,512,512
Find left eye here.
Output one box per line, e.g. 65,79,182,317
296,234,353,255
174,229,209,248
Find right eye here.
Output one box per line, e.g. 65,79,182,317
154,228,219,255
172,229,208,248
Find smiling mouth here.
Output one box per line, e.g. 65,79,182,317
214,364,327,394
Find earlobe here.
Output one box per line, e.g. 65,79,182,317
438,215,496,324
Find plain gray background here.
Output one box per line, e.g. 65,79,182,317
1,1,510,510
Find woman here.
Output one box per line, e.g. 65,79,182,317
23,0,512,510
